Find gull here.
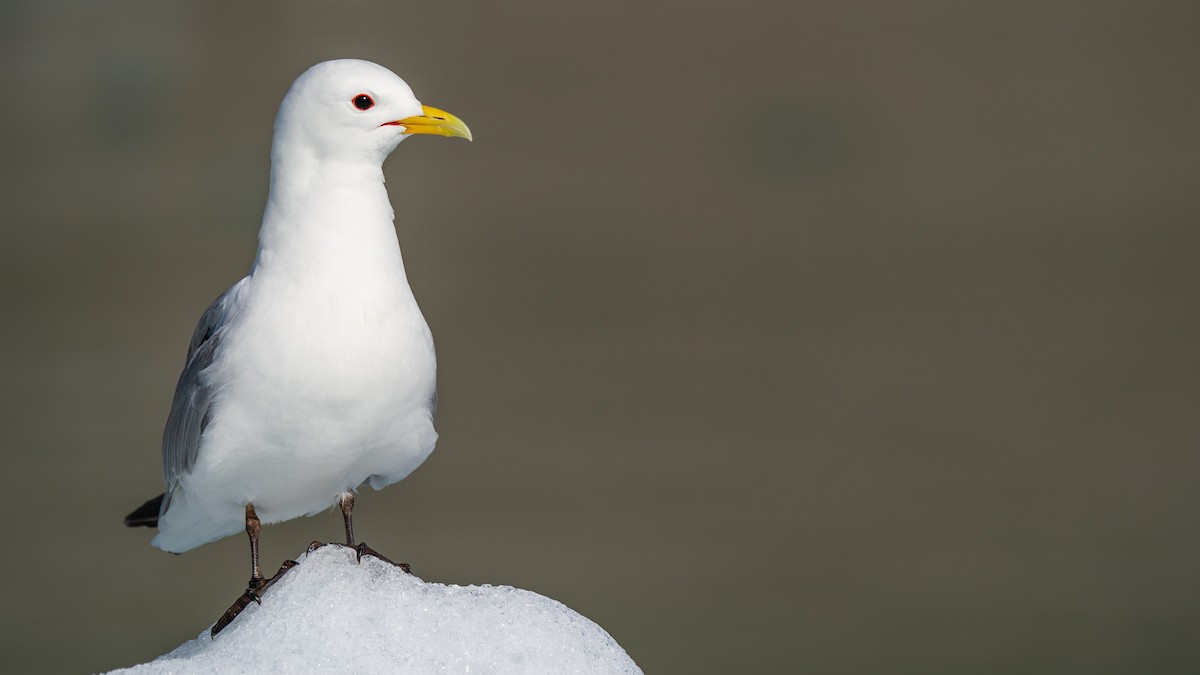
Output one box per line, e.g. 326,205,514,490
123,59,471,635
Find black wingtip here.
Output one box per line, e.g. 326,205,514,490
125,494,165,528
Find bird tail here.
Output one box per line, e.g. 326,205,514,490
125,494,165,528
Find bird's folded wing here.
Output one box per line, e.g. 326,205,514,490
161,277,249,504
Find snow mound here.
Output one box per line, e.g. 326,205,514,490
107,545,641,674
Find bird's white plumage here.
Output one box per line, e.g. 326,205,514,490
152,60,440,553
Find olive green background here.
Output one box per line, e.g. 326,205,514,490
2,1,1198,673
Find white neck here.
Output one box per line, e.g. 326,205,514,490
252,141,406,285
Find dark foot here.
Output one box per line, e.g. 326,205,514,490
356,542,412,574
210,559,299,637
305,540,410,573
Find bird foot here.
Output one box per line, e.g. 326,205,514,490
355,542,412,574
304,540,410,573
210,559,299,637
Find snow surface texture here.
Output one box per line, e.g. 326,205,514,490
107,545,641,674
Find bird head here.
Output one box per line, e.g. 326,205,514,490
272,59,471,165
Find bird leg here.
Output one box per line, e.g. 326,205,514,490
305,493,412,574
341,492,356,547
210,504,299,637
247,504,264,591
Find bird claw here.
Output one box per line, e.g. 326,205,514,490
210,559,299,637
355,542,412,574
304,540,410,573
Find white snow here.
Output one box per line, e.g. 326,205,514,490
106,545,642,674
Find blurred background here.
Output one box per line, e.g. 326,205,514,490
1,1,1198,673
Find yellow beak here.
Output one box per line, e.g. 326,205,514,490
390,104,473,141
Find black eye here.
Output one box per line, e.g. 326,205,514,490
352,94,374,111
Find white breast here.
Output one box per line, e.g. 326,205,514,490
181,242,439,525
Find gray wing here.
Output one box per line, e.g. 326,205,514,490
160,278,249,501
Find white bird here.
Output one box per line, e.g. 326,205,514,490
124,59,471,634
